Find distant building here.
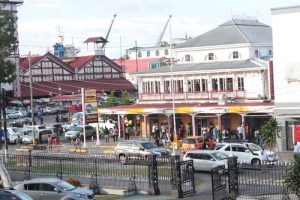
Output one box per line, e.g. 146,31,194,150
272,5,300,151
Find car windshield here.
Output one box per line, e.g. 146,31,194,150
141,142,157,149
211,152,228,160
71,127,82,132
182,139,195,144
247,143,262,151
55,180,76,191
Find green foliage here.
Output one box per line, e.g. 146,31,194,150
0,9,17,83
259,118,281,148
285,157,300,198
120,90,134,105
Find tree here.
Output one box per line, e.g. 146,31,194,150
285,157,300,198
0,9,17,84
119,90,134,105
259,118,281,149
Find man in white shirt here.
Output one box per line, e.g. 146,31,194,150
294,142,300,159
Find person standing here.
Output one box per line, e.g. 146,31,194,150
104,126,109,142
112,126,118,142
237,125,243,141
217,130,223,143
47,135,52,151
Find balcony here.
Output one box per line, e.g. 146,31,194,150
139,90,246,102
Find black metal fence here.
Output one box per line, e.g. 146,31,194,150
2,152,194,198
211,157,297,200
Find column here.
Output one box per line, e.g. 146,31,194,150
217,114,222,131
241,114,245,140
190,113,196,136
118,115,121,139
143,114,147,138
167,114,172,136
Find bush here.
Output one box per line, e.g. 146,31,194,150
67,177,82,187
285,157,300,198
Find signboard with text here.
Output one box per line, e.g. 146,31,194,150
84,89,97,103
84,89,98,123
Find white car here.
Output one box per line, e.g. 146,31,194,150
214,142,277,165
183,150,228,171
7,109,27,119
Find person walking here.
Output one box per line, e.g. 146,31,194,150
112,126,118,142
74,135,81,150
47,135,52,151
217,130,223,142
104,126,109,142
53,136,59,150
237,125,243,141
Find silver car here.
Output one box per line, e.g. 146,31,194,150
15,178,95,200
65,125,96,140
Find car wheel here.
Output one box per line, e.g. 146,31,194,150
251,158,261,165
119,154,127,165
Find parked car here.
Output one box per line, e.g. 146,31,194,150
181,136,215,153
214,142,278,165
7,109,27,119
7,127,25,144
0,188,33,200
115,140,170,164
47,124,64,135
183,150,228,171
65,125,96,140
14,178,95,200
22,129,54,144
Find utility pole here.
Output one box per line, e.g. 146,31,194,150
0,86,2,152
135,40,138,72
2,89,8,156
29,52,35,145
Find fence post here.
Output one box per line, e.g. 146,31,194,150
56,157,63,180
24,150,32,180
228,156,238,200
171,155,183,198
148,155,160,195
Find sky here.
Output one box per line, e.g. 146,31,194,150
17,0,300,59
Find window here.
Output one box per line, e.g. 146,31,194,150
176,80,183,93
208,53,215,60
41,184,55,191
112,74,120,78
226,78,233,91
104,74,111,79
155,50,159,56
103,67,111,72
194,80,200,92
187,80,192,92
24,183,40,190
238,77,244,91
269,50,273,56
185,54,191,62
163,81,170,93
237,146,246,152
233,51,239,59
165,49,169,56
212,78,218,91
219,78,225,91
255,50,259,58
138,51,142,57
155,81,160,93
201,79,208,92
147,51,151,57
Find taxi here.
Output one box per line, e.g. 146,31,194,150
181,136,205,153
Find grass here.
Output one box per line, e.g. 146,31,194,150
96,194,122,200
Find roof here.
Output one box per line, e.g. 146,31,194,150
176,19,272,49
51,95,81,102
134,59,265,75
63,55,94,69
115,58,161,73
20,79,136,98
83,37,108,43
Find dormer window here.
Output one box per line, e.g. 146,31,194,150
233,51,239,59
269,50,273,56
185,54,191,62
165,49,169,56
155,50,159,56
255,50,259,58
147,51,151,57
138,51,142,57
208,53,215,61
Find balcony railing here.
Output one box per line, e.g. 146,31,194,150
139,90,246,102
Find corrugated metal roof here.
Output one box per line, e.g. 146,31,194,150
175,19,272,48
134,59,265,75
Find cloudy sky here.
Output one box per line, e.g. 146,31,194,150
18,0,300,59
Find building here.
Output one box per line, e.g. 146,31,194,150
271,5,300,151
19,52,136,100
0,0,23,97
99,18,274,139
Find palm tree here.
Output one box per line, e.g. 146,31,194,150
259,117,281,158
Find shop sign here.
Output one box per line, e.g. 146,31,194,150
85,113,98,123
294,125,300,142
176,107,194,114
227,107,248,113
84,89,97,103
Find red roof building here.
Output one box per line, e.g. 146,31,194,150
115,58,162,73
19,52,135,98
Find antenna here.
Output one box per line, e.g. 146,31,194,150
57,26,64,43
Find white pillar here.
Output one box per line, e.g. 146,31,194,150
81,88,86,148
143,114,147,138
118,115,122,139
241,114,245,140
190,113,196,136
217,114,222,131
95,122,100,146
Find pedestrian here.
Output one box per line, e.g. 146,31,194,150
104,126,109,142
47,135,52,151
217,130,223,142
79,132,84,142
16,135,21,149
55,114,59,123
112,126,118,142
161,123,167,139
53,136,59,150
237,125,243,141
187,123,192,136
125,126,130,140
74,135,81,150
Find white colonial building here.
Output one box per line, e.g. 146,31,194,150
100,19,275,140
272,5,300,151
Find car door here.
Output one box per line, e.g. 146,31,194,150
24,183,41,200
236,145,251,163
192,153,207,171
40,183,64,200
224,145,239,159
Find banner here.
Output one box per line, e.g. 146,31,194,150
84,89,97,103
83,89,98,123
294,125,300,142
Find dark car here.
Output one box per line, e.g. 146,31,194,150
0,188,33,200
48,124,64,135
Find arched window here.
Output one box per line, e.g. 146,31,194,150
165,49,169,56
208,53,215,60
138,51,142,57
155,50,159,56
185,54,191,62
233,51,239,59
147,51,151,57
